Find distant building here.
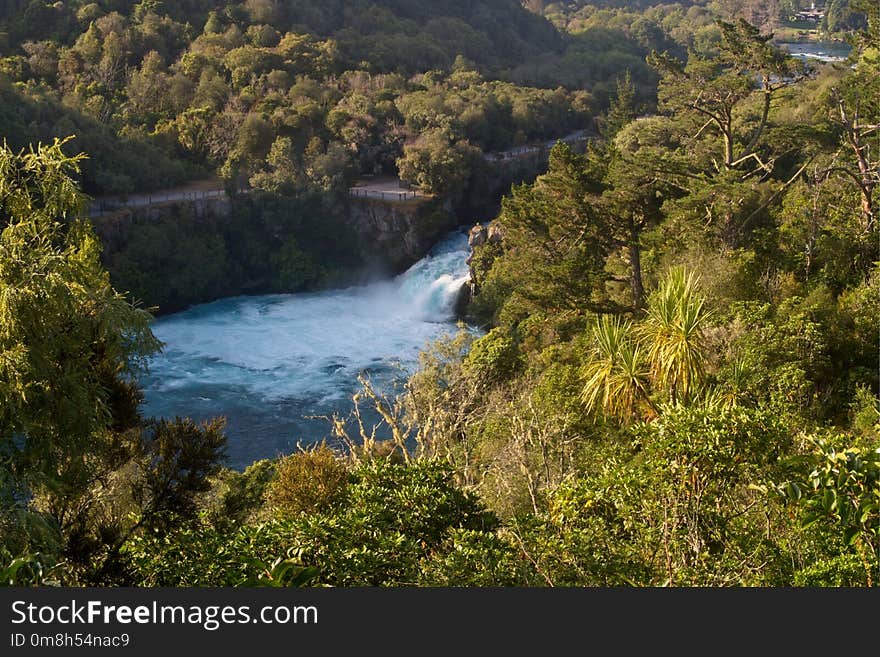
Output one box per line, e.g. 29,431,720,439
795,2,825,23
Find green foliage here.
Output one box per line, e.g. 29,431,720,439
0,81,197,195
106,211,229,312
580,315,651,422
248,558,320,587
578,267,710,423
0,138,158,496
418,528,531,586
0,551,63,587
851,385,880,441
264,444,350,517
2,4,878,589
779,435,880,585
712,282,877,424
0,0,600,196
470,143,613,326
270,237,321,291
792,552,868,586
136,417,227,527
396,129,482,195
126,459,500,586
463,327,523,384
102,193,356,313
124,521,282,586
639,267,711,404
0,138,237,586
200,459,276,529
519,405,792,585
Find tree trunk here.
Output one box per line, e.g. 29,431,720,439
722,108,735,169
860,184,875,232
837,93,877,232
629,221,645,311
723,130,734,169
743,78,772,156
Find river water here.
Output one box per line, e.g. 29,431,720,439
777,40,851,63
140,229,472,469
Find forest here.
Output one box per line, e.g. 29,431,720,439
0,0,877,587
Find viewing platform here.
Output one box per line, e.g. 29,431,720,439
348,177,430,202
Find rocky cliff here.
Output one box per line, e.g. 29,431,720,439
90,195,232,256
346,195,460,274
88,190,465,314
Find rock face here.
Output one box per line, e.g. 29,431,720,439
90,192,464,313
461,220,504,319
467,223,488,248
465,221,504,271
346,195,460,274
90,195,232,255
92,191,459,276
466,222,503,252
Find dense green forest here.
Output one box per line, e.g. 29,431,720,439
0,0,599,196
0,0,624,313
1,1,878,587
0,0,616,313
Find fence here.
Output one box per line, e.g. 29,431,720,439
483,129,593,163
88,188,233,217
348,188,421,202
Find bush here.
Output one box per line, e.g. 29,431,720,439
464,327,522,384
418,529,532,586
264,445,350,517
125,459,501,586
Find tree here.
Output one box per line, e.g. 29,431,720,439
593,73,660,311
580,315,654,422
579,268,710,421
639,268,711,405
635,20,808,252
0,138,159,571
124,50,169,127
396,129,481,195
202,10,222,35
265,444,350,517
823,4,879,233
470,143,615,325
649,19,801,173
250,135,302,194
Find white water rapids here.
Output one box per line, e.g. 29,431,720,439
140,229,472,468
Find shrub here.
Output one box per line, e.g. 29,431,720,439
264,444,350,517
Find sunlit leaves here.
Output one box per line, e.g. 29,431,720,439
580,315,651,423
0,138,159,492
777,436,880,585
639,267,711,405
580,267,710,422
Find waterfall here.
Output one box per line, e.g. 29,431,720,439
140,229,474,468
395,231,470,320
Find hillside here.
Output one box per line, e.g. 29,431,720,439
0,1,677,196
1,0,563,73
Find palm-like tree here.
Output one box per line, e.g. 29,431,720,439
580,315,655,422
638,267,711,405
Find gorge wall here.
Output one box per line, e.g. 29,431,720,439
89,191,463,315
346,195,460,274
